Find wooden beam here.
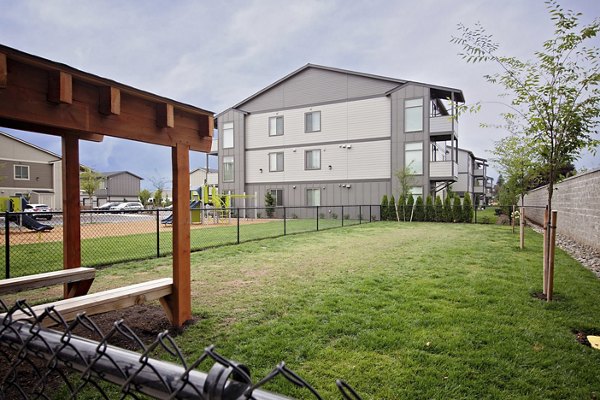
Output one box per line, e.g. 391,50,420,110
157,103,175,128
48,70,72,104
62,135,81,298
0,53,6,88
99,86,121,115
169,142,192,326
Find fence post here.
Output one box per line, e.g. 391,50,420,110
474,205,477,223
4,211,9,279
547,210,558,301
283,206,287,236
316,206,319,231
237,208,240,244
341,205,344,227
370,205,372,222
359,206,362,225
156,209,160,258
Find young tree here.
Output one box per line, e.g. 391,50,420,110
434,196,444,222
139,189,151,207
443,195,453,223
463,193,474,223
153,189,163,208
425,195,435,222
452,197,463,223
388,195,398,222
380,195,389,221
265,191,275,218
80,167,103,209
397,194,406,222
453,1,600,296
414,196,425,222
406,195,415,221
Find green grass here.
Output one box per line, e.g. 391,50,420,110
474,206,500,224
19,222,599,399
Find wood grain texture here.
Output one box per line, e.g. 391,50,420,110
0,267,95,296
62,135,82,299
0,53,6,88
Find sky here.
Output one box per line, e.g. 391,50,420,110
1,0,599,190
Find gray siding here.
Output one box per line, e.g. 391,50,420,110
241,67,400,113
97,173,141,200
0,160,54,189
218,109,246,197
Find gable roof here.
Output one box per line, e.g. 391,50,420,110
0,130,61,160
101,171,144,180
218,64,465,118
190,167,218,174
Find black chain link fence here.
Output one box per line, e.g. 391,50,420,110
0,299,363,399
1,206,380,279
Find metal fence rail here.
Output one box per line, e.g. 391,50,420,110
0,300,362,399
1,205,380,279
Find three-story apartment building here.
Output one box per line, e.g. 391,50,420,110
216,64,465,208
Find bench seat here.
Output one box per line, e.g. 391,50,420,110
0,267,96,297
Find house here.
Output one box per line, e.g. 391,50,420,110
0,130,63,209
190,167,218,188
92,171,143,206
215,64,472,209
451,148,493,206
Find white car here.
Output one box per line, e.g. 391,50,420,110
95,202,121,210
24,203,53,220
109,202,144,212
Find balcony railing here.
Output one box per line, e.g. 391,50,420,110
474,168,485,177
429,161,458,181
429,116,458,138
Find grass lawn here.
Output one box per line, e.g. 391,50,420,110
11,222,600,399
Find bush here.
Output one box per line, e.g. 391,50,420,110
425,195,435,222
443,196,453,222
434,196,443,222
414,196,425,222
406,195,415,221
463,194,473,223
397,194,406,221
388,195,397,221
453,197,463,223
381,195,388,221
265,192,275,218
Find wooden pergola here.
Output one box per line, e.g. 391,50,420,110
0,45,214,326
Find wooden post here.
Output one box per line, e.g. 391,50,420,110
542,206,549,295
169,142,191,326
519,206,525,249
511,205,515,234
546,210,558,301
62,135,82,298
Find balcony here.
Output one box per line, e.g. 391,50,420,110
474,168,485,177
209,139,218,155
429,116,458,141
429,161,458,181
473,185,485,194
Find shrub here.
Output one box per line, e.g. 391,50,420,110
381,195,388,221
434,196,443,222
463,194,473,223
406,195,415,221
425,195,435,222
397,194,406,221
414,196,425,221
443,196,453,222
265,192,275,218
389,195,397,221
453,196,463,223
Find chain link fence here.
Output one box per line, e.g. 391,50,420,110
0,299,363,399
1,206,380,279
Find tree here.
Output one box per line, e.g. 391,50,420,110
452,197,463,223
413,196,424,222
153,189,163,207
443,195,453,223
453,1,600,297
139,189,151,207
388,195,397,221
463,194,474,223
397,194,406,222
425,195,435,222
265,191,275,218
394,164,416,205
80,167,102,209
380,195,388,221
434,196,444,222
406,195,415,221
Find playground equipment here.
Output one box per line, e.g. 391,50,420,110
0,196,53,232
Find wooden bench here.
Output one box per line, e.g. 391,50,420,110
0,267,96,298
1,278,174,326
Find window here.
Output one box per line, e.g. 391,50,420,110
269,189,283,206
407,186,423,201
405,142,423,175
305,111,321,132
305,149,321,170
14,165,29,180
269,116,284,136
269,152,284,172
405,98,423,132
223,156,234,182
223,122,234,149
306,188,321,206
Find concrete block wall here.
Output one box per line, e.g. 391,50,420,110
523,168,600,252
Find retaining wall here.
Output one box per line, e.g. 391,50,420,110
523,168,600,252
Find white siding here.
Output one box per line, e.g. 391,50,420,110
246,97,391,149
430,115,458,134
246,140,390,183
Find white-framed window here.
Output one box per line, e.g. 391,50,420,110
269,152,284,172
223,156,234,182
305,111,321,133
14,165,30,180
305,149,321,170
407,186,423,201
306,188,321,206
269,189,283,206
223,122,234,149
405,142,423,175
269,116,284,136
405,98,423,132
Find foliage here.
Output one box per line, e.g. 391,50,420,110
394,164,416,202
424,195,435,222
452,196,463,223
153,189,163,207
443,195,453,223
80,167,103,207
138,189,151,207
265,192,275,218
413,196,424,222
397,194,406,222
388,195,397,221
380,195,389,221
463,194,473,223
434,196,444,222
406,195,414,221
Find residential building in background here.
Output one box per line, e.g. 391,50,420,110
190,167,218,189
92,171,143,206
216,64,492,208
451,148,494,206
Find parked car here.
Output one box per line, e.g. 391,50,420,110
24,204,53,220
110,202,144,212
94,202,121,210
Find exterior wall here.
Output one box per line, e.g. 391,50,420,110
95,173,141,201
523,169,600,252
190,169,218,188
241,67,400,113
453,149,473,194
0,160,54,190
218,109,246,197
